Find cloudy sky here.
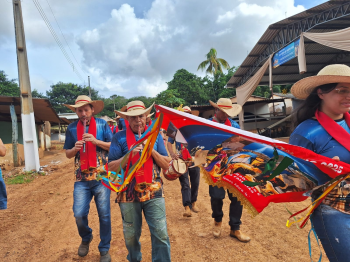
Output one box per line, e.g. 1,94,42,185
0,0,326,98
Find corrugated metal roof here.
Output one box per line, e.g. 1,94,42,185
228,0,350,87
0,96,61,124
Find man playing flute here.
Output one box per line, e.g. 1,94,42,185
63,95,113,262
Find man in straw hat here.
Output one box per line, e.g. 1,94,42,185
100,116,117,134
167,106,201,217
63,95,113,262
208,98,251,243
109,100,171,262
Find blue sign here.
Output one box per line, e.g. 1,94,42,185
272,39,300,68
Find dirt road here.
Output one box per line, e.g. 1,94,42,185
0,149,327,261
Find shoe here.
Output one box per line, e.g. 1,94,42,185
230,230,251,243
78,235,93,257
100,251,111,262
213,221,222,238
191,202,199,213
183,206,192,217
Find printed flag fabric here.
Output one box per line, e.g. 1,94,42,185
155,105,350,216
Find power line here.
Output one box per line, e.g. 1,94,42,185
44,0,86,75
31,0,85,82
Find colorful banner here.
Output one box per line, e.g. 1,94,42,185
155,105,350,216
273,39,300,68
97,115,163,192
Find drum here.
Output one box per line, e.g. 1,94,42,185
163,158,188,181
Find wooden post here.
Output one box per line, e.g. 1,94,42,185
10,105,19,167
58,123,61,142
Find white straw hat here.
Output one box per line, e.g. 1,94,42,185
63,95,104,115
209,98,242,117
291,64,350,99
115,100,154,118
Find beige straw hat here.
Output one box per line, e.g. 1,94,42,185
100,115,115,123
115,100,154,118
63,95,104,115
291,64,350,99
182,106,199,116
147,112,155,118
209,98,242,117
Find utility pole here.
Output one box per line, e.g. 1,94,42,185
12,0,40,171
88,76,91,98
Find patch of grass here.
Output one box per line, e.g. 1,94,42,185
5,171,46,185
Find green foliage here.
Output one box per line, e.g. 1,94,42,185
197,48,230,75
32,89,46,98
5,171,46,185
167,69,209,105
0,71,20,96
46,82,101,113
155,89,185,108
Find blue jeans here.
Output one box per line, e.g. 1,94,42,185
0,169,7,210
119,197,171,262
311,204,350,262
209,185,242,231
179,166,200,207
73,180,111,252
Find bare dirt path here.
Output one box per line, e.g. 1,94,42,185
0,150,327,261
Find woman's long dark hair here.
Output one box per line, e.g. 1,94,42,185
293,83,338,128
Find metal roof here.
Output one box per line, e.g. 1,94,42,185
0,96,61,124
227,0,350,88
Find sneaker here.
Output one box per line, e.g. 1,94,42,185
78,235,93,257
191,202,199,213
213,221,222,238
230,230,251,243
100,251,111,262
183,206,192,217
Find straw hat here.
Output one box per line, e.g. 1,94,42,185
182,106,199,116
63,95,104,115
209,98,242,117
100,115,115,123
291,64,350,99
147,112,154,118
115,100,154,118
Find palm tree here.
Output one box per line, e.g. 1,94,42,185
197,48,230,100
197,48,230,75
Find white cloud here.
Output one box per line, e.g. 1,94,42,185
77,0,306,97
0,0,308,99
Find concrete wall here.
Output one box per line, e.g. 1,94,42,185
269,99,293,114
244,103,270,117
0,143,25,168
0,143,45,168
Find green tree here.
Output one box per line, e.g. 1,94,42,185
99,95,128,118
32,89,46,98
167,69,209,105
197,48,230,101
155,89,185,108
0,71,20,96
46,82,101,113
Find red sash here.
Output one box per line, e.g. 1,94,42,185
212,115,232,126
315,109,350,151
147,119,153,127
126,125,154,184
77,117,97,172
181,144,191,161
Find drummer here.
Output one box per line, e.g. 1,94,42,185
167,106,201,217
208,98,250,243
